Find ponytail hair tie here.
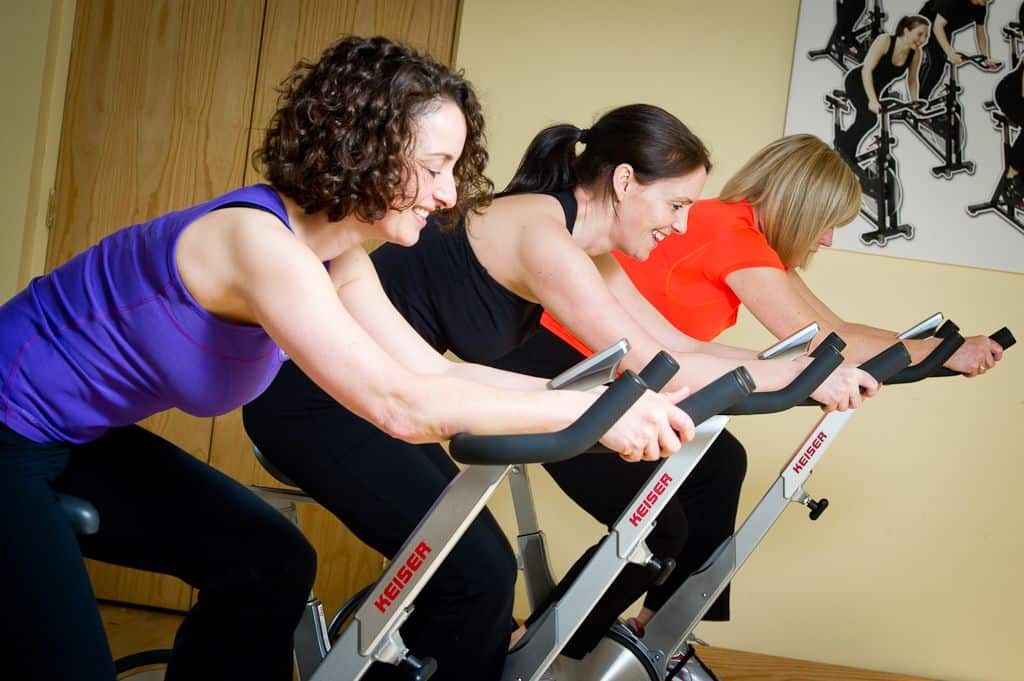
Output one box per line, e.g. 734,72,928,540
577,127,590,144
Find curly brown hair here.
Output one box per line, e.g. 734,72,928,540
256,35,492,224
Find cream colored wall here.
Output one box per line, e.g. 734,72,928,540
0,0,75,300
458,1,1023,680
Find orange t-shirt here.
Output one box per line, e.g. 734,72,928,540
541,199,785,355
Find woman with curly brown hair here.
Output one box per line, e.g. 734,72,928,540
0,36,692,681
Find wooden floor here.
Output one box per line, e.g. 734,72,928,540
100,603,935,681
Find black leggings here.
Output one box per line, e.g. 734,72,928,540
837,68,878,159
0,423,316,681
995,74,1024,173
243,361,518,681
490,328,747,658
919,35,949,102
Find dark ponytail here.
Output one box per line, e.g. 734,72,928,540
502,124,585,195
503,104,711,199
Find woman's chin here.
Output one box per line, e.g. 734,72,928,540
393,227,422,247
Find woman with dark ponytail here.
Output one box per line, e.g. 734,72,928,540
245,103,875,678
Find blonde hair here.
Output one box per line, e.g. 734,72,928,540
719,134,861,267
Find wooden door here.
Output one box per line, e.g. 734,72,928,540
207,0,462,618
49,0,264,610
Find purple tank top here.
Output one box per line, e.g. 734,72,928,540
0,185,290,444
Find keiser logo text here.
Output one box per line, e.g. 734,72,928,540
374,541,432,613
629,473,673,527
791,431,828,475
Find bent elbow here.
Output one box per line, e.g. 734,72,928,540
370,392,445,444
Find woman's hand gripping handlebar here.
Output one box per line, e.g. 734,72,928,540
637,351,757,428
773,338,910,409
910,321,1015,381
449,370,650,466
581,352,756,461
724,334,852,415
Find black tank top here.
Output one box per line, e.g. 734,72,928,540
848,35,913,96
371,191,577,364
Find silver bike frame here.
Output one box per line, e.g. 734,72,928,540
508,315,940,680
629,314,943,677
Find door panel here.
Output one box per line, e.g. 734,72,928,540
50,0,263,610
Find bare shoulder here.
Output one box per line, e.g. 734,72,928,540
469,193,569,240
462,193,574,291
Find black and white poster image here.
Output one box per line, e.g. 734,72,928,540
787,0,1024,273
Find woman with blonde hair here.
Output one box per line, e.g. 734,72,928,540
494,133,1004,677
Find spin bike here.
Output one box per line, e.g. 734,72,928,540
966,98,1024,235
825,90,929,246
110,346,754,680
808,0,886,72
524,316,1014,681
892,53,1002,180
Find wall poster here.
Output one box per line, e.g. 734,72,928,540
786,0,1024,273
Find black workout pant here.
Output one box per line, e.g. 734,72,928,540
490,328,747,658
919,37,949,103
837,70,878,159
0,423,316,681
995,81,1024,173
243,361,518,681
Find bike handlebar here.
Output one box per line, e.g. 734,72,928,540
954,52,1002,71
724,342,847,415
885,333,964,384
449,370,649,466
858,342,914,384
879,97,933,116
607,350,758,428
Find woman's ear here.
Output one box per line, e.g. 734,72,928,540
612,163,635,202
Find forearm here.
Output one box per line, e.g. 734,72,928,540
821,320,939,364
664,351,797,393
937,28,955,59
387,373,593,443
443,360,550,391
687,339,760,361
863,70,878,103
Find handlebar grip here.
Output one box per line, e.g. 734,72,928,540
931,327,1015,377
991,327,1016,350
935,319,960,339
676,367,755,427
727,343,845,415
811,331,846,357
858,342,912,383
448,371,648,466
638,351,680,392
886,333,964,384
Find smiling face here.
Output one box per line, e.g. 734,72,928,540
909,24,933,48
612,166,708,260
375,98,467,246
905,23,930,49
